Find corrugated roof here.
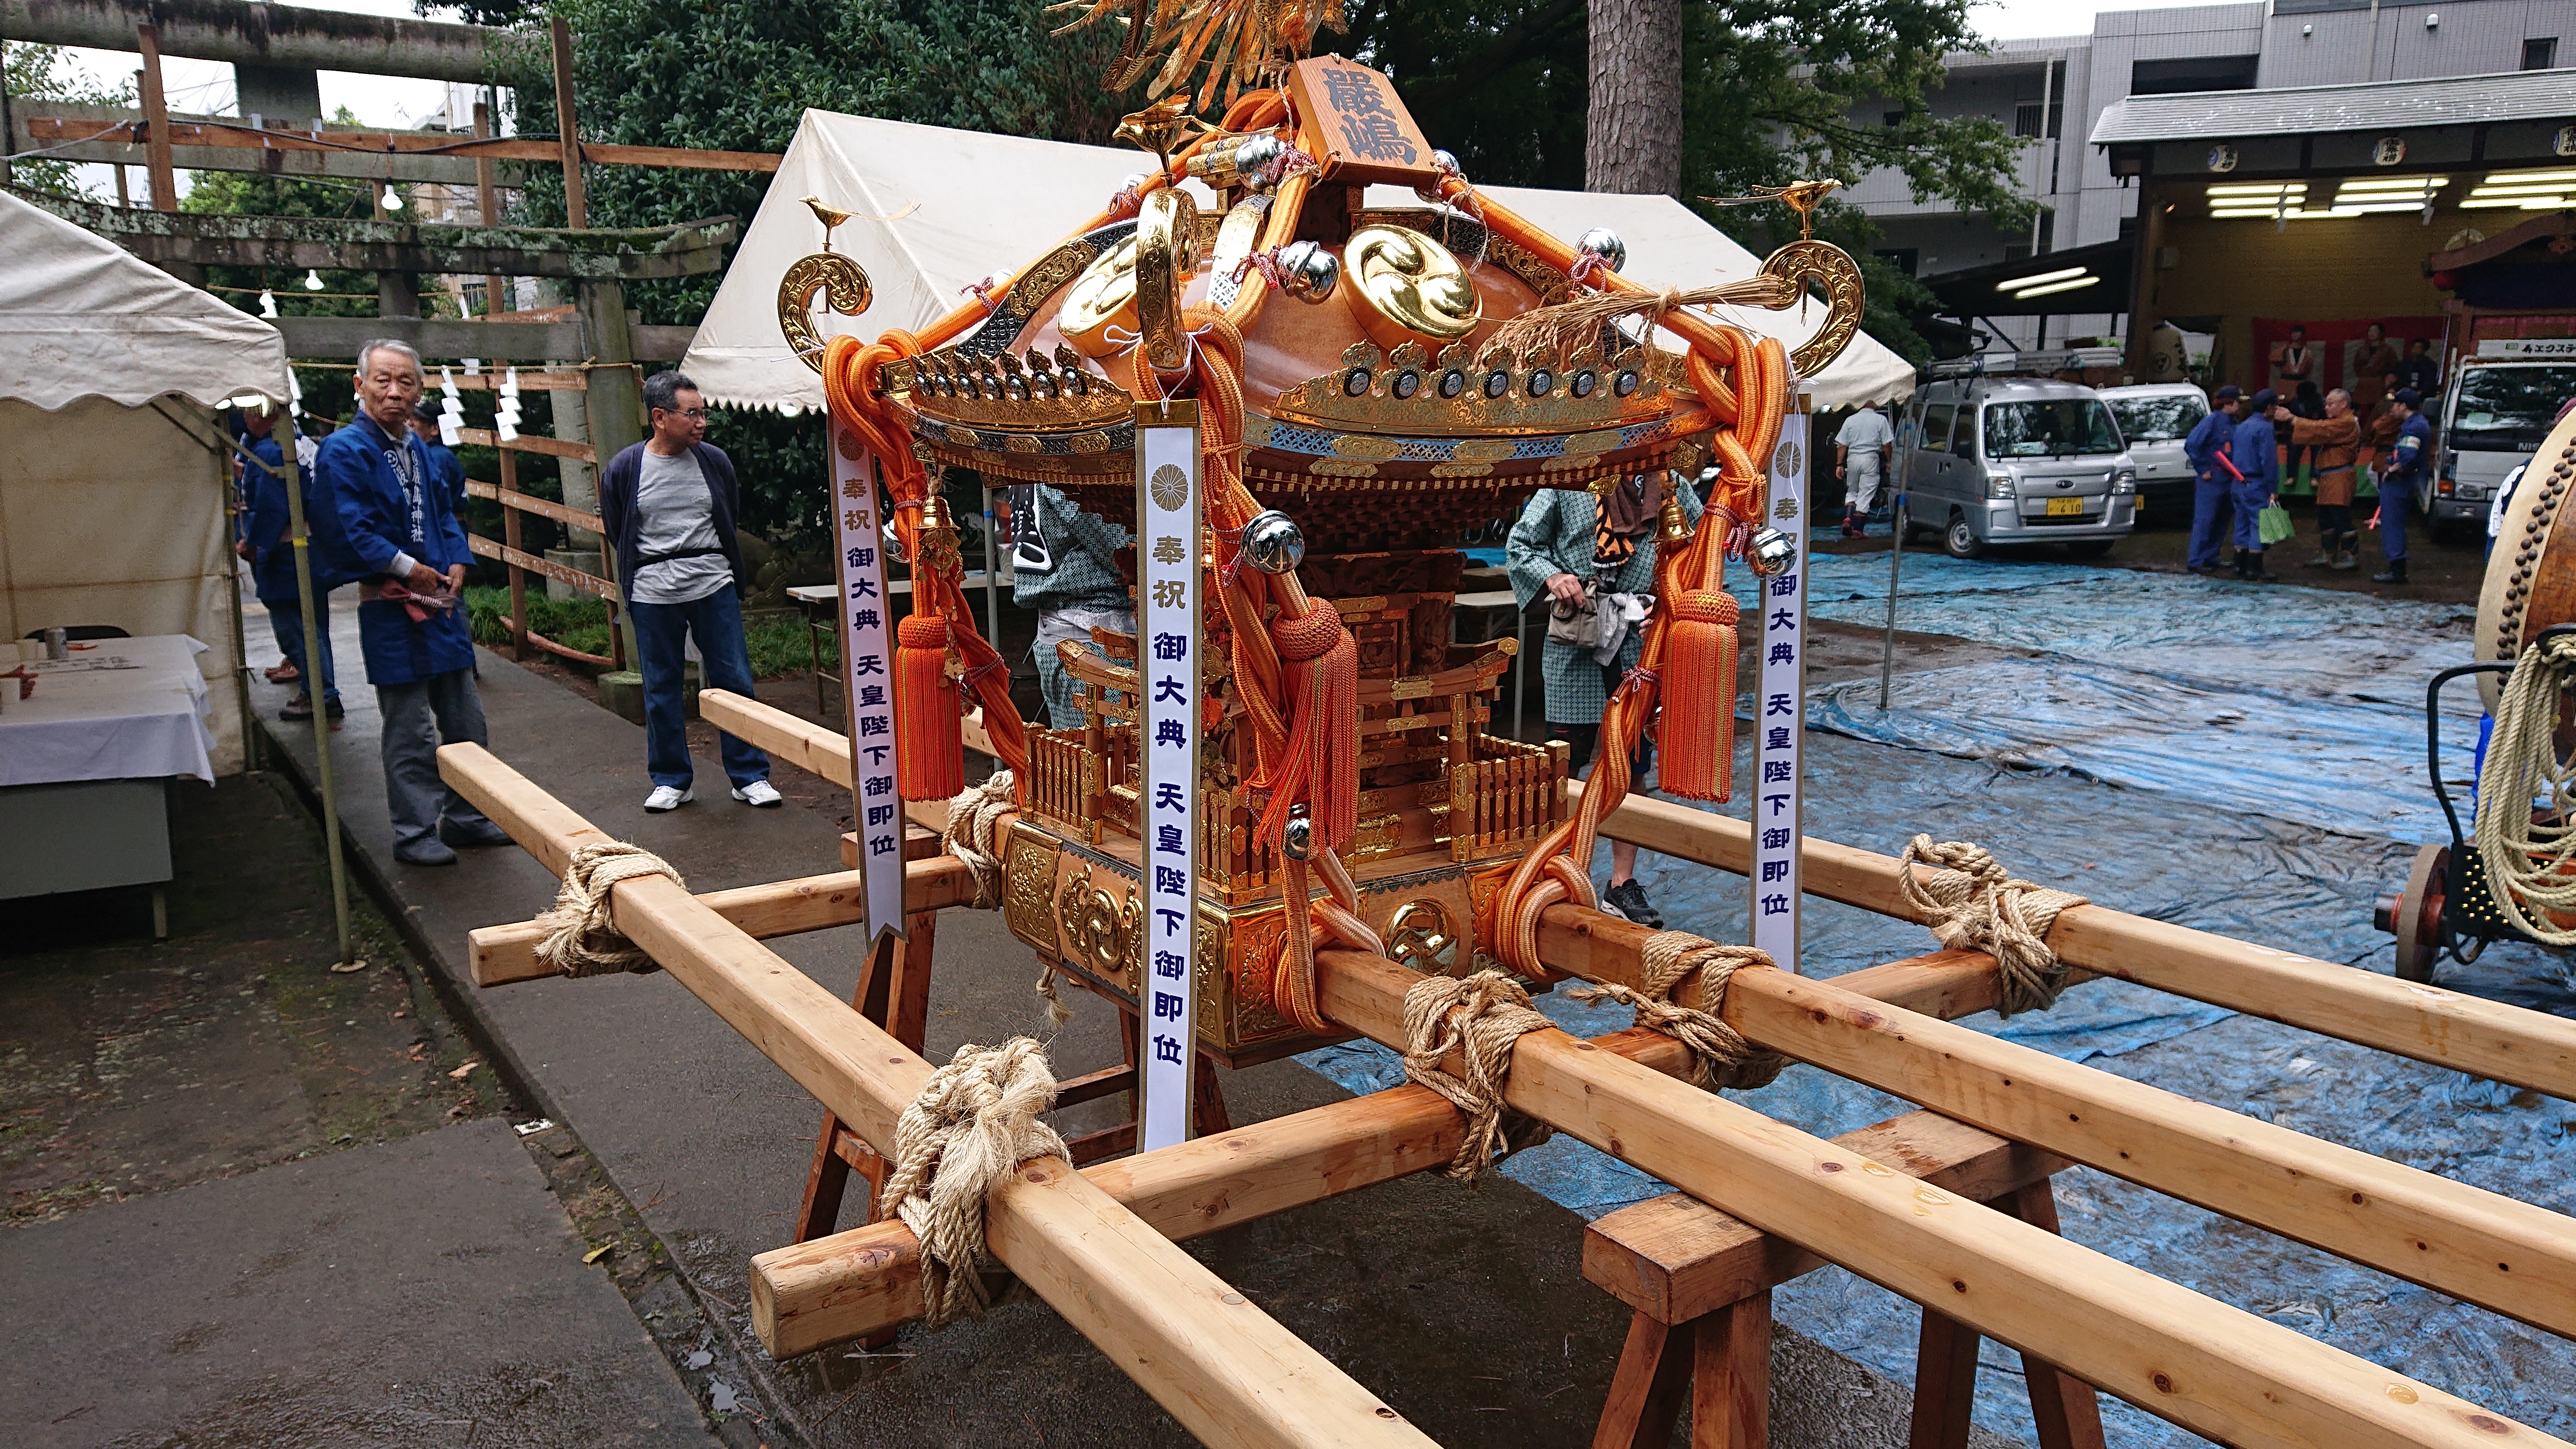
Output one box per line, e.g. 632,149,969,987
2088,68,2576,146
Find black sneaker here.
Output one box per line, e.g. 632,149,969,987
1602,878,1664,930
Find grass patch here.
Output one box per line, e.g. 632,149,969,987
463,587,825,681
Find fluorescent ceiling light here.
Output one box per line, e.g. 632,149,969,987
2009,274,2100,298
1998,265,2088,292
2482,169,2576,184
2336,175,2449,191
2206,182,2305,198
2460,195,2573,209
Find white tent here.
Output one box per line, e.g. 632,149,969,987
0,190,294,775
685,109,1915,413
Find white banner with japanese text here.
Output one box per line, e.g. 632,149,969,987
829,423,908,946
1750,398,1811,970
1135,401,1203,1151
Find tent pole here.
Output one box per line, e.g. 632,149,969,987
281,424,355,965
217,438,260,773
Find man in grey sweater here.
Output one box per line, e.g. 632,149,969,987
598,371,779,812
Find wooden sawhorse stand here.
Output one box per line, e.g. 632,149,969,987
1583,1110,2108,1449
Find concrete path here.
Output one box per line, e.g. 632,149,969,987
1,1118,709,1449
242,575,2011,1448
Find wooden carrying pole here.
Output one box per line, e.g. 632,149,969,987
432,743,1436,1449
1582,784,2576,1103
435,743,2554,1449
691,688,2576,1339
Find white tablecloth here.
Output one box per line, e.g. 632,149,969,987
0,634,216,786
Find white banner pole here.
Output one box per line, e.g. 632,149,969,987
828,423,908,946
1750,389,1813,972
1135,399,1204,1151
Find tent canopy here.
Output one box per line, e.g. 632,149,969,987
0,190,288,412
685,110,1915,412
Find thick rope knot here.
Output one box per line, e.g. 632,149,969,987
941,770,1017,908
881,1037,1068,1330
1402,970,1557,1182
1569,934,1789,1090
2473,635,2576,944
533,842,683,978
1672,589,1738,626
1896,834,2090,1016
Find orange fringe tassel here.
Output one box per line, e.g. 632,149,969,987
894,613,963,800
1265,600,1359,851
1658,589,1740,801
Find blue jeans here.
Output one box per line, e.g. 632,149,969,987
2231,478,2272,551
629,583,769,791
264,592,338,703
2187,472,2233,568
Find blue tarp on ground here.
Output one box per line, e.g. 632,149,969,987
1304,555,2576,1446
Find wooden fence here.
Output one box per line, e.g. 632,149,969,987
447,367,624,669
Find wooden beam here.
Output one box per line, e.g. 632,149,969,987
133,24,175,212
276,316,585,364
463,536,617,603
1537,901,2576,1344
433,742,1437,1449
15,112,781,173
1584,785,2576,1104
461,479,605,536
467,857,984,987
1301,946,2552,1449
549,17,587,229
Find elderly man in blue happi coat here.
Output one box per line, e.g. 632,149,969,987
311,339,511,866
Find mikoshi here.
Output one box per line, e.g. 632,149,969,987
443,15,2576,1449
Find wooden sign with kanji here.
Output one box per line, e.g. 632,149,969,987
1286,57,1443,190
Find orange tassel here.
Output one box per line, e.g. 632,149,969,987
1264,600,1359,850
895,613,963,800
1658,588,1739,801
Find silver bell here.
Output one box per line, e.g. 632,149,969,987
1578,226,1627,275
1242,509,1306,574
1746,525,1799,578
1281,816,1314,861
1233,134,1285,190
1432,149,1459,175
1275,240,1340,304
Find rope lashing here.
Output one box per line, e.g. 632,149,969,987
2474,634,2576,944
1402,970,1557,1182
533,842,684,978
1269,847,1383,1035
941,770,1018,908
1895,835,2090,1017
1568,935,1788,1090
881,1037,1068,1330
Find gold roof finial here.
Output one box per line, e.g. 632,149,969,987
801,194,855,252
1112,96,1216,176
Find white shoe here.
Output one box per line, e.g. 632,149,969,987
732,780,783,808
643,784,693,812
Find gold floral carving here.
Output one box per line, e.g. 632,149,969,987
778,252,873,376
1002,825,1064,956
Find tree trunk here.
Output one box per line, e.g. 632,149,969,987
1586,0,1683,196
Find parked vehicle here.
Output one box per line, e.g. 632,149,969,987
1896,373,2139,560
2431,344,2576,540
2095,383,2207,516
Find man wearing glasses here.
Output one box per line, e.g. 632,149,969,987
600,371,780,812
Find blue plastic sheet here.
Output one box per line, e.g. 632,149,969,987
1301,555,2576,1446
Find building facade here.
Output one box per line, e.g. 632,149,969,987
1850,0,2575,349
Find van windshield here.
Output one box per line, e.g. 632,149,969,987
1981,399,2122,458
2103,394,2205,444
2452,366,2576,453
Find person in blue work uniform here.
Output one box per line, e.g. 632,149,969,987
2229,388,2280,580
2372,387,2434,587
410,399,467,518
312,339,512,867
2183,384,2242,575
234,401,342,721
